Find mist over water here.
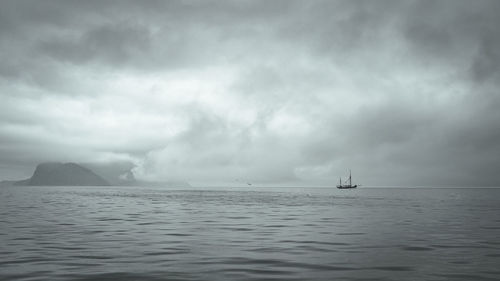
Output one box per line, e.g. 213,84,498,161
1,186,500,281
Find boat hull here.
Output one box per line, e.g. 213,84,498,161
337,185,357,189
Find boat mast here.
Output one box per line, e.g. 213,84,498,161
349,169,352,186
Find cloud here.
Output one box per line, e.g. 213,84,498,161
1,0,500,186
38,22,153,66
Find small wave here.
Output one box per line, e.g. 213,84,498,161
279,240,350,246
369,266,414,272
401,246,434,251
219,257,359,272
166,233,193,237
71,255,114,260
434,273,497,280
59,272,170,281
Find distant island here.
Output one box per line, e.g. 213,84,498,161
2,162,109,186
0,162,191,187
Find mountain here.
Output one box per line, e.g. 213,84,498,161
24,162,110,186
1,162,191,187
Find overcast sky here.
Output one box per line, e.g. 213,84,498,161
1,0,500,186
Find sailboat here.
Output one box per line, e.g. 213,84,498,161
337,170,357,189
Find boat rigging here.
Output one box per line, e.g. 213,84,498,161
337,169,357,189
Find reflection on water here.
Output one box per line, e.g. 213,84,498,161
1,186,500,280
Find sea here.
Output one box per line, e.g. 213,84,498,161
1,186,500,281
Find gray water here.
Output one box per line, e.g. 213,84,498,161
1,186,500,281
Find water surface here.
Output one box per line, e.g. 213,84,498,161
1,186,500,280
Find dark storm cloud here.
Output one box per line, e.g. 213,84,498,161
402,0,500,83
0,0,295,91
277,0,404,56
393,0,500,185
39,23,153,66
472,35,500,83
1,0,500,186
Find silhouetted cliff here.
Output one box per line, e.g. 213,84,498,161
26,162,110,186
1,162,192,187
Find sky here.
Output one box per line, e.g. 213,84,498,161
1,0,500,187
